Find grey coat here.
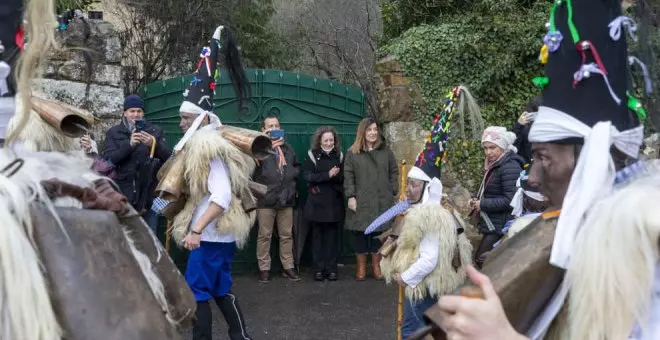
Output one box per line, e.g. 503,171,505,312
343,141,398,232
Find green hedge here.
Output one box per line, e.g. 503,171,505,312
382,9,547,190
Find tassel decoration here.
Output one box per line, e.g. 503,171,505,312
573,63,621,105
609,16,638,42
576,41,608,76
539,44,549,64
627,93,647,121
533,76,550,89
628,56,653,95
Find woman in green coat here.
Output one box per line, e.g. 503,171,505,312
344,117,398,281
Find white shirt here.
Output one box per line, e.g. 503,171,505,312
400,233,440,288
191,158,234,243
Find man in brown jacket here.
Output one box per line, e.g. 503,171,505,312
253,115,301,283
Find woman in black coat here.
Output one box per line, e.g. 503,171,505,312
303,126,345,281
469,126,524,268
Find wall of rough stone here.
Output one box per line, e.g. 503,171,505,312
644,133,660,160
37,19,123,143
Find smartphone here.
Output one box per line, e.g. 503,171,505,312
134,119,145,132
269,129,285,139
526,112,538,122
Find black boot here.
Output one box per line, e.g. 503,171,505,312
215,293,253,340
192,300,213,340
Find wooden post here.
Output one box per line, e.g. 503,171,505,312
397,160,408,340
165,219,172,253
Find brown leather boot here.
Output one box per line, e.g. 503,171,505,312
355,254,367,281
372,253,384,280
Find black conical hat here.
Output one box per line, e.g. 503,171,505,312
180,26,225,113
411,87,463,181
538,0,640,139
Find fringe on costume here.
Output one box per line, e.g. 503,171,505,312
566,170,660,340
380,204,473,301
170,129,256,249
123,228,193,328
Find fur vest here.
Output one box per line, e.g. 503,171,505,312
170,128,256,249
380,203,473,301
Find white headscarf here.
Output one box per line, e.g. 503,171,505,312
173,102,222,152
407,166,444,205
528,106,643,270
510,171,546,217
481,126,518,154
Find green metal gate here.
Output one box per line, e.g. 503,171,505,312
139,69,366,273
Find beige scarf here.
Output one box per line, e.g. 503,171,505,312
256,139,287,169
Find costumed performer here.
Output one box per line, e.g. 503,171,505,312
428,0,651,338
1,1,197,339
366,85,481,338
157,25,254,340
492,168,547,248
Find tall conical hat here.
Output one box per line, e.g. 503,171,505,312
528,0,647,272
408,85,484,184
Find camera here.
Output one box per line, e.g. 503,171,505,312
134,119,145,132
269,129,285,139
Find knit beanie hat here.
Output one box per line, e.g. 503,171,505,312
481,126,518,153
123,95,144,111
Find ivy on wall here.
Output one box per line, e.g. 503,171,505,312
382,5,547,190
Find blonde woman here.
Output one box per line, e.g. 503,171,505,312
344,117,398,281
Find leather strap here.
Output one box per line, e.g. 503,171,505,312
41,178,130,214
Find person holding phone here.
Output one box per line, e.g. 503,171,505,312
102,94,172,231
253,114,301,283
512,96,542,165
78,133,98,156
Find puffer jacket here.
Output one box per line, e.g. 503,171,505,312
477,151,525,235
253,143,300,209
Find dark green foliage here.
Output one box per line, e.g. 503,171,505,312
382,1,548,190
55,0,98,13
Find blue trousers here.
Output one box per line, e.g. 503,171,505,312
185,241,237,301
144,209,159,234
401,294,438,338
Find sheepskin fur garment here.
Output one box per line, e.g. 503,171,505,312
170,128,256,249
380,203,473,301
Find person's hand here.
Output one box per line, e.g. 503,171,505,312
137,131,154,147
328,166,340,178
517,112,531,126
80,135,92,152
130,133,141,147
394,273,406,286
348,197,357,212
437,265,526,340
469,199,481,212
183,231,202,250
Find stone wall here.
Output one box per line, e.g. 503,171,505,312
644,133,660,159
375,55,473,218
37,19,124,143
